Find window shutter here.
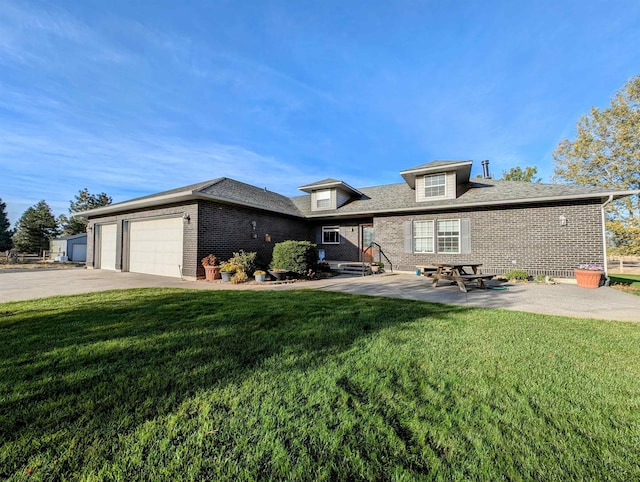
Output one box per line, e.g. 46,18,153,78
315,227,322,245
460,218,471,254
403,221,413,253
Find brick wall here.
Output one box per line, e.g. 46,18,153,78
86,198,605,280
310,219,372,261
86,202,199,277
373,200,604,278
197,201,310,273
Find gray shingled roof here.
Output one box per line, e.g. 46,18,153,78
298,178,343,188
198,178,304,217
400,160,472,172
81,175,636,220
79,177,304,218
290,179,632,217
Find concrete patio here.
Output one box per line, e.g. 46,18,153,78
0,268,638,322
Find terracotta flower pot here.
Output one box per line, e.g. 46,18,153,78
574,269,603,288
204,266,221,281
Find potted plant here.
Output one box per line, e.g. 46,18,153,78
220,262,236,282
253,270,267,282
370,262,384,274
268,268,289,281
574,264,604,288
201,254,221,281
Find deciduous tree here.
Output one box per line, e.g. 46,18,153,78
553,75,640,254
501,166,541,183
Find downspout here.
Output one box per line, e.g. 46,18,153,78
601,195,614,280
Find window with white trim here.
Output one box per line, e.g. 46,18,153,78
322,226,340,244
316,190,331,208
437,219,460,253
413,220,434,253
424,174,446,197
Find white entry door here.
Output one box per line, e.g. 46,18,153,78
97,224,117,270
127,217,184,277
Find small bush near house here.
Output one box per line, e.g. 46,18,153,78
504,269,529,281
228,250,257,275
270,240,318,276
231,270,249,284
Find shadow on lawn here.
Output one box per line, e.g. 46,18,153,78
0,289,471,468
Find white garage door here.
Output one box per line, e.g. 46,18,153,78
128,217,183,277
98,224,117,270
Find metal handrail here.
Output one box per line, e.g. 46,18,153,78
361,242,393,275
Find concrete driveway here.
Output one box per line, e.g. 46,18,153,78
1,268,639,322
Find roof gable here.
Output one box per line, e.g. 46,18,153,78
400,160,472,189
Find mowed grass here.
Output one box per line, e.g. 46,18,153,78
610,273,640,296
1,289,639,480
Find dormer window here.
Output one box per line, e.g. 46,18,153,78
424,174,446,197
316,190,331,208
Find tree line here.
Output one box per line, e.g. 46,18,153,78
0,189,112,255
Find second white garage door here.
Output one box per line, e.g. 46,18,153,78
128,217,184,278
98,224,117,270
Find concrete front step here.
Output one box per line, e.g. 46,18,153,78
329,261,372,276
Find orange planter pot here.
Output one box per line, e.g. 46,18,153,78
204,266,221,281
574,269,602,288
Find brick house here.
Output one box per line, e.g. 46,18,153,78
80,160,638,279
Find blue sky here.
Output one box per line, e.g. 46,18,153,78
1,0,639,226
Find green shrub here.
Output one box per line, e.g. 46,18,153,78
228,250,257,275
219,262,236,273
231,270,248,284
504,269,529,281
270,240,318,276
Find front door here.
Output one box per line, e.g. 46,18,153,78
360,224,374,262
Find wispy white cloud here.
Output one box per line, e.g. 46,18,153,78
0,124,319,224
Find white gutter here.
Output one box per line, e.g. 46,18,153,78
601,194,614,278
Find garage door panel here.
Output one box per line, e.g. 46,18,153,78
98,224,117,270
128,217,183,278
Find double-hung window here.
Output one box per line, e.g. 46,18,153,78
424,174,446,197
413,220,434,253
436,219,460,253
316,190,331,208
322,226,340,244
411,218,462,254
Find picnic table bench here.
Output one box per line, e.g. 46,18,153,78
419,263,494,292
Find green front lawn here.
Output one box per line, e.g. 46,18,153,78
1,289,639,480
609,274,640,296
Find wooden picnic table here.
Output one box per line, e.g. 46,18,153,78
429,263,493,292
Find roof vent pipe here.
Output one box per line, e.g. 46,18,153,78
481,160,491,179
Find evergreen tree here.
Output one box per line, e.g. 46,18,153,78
12,200,60,254
60,188,112,235
0,198,14,251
